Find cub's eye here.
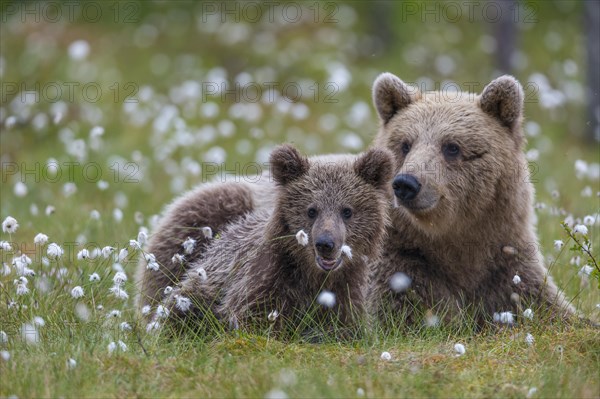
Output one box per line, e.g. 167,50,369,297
401,142,411,156
341,208,353,220
307,207,318,219
442,143,461,160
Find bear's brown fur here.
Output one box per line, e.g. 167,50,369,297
368,73,574,325
157,144,393,334
135,180,270,312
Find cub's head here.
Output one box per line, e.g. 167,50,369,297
372,72,528,235
270,144,393,273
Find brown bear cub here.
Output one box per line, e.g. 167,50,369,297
368,73,575,326
157,144,393,336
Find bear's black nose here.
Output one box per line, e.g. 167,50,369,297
393,174,422,201
315,236,335,256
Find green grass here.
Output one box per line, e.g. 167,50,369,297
1,1,599,397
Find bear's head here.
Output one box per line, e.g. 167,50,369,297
270,144,393,273
372,72,528,236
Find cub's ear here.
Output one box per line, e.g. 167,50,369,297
479,75,524,133
270,144,310,186
354,148,394,190
372,72,418,124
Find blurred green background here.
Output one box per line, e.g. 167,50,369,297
0,0,598,307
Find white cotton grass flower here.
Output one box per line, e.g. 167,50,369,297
141,305,151,315
454,343,466,356
90,210,100,220
201,226,213,239
137,231,148,246
16,283,30,296
144,253,159,271
317,290,336,308
389,272,411,293
1,351,9,361
573,224,588,236
107,310,122,319
523,308,534,320
0,241,11,251
1,263,10,276
182,237,196,254
120,322,132,332
117,248,129,262
493,311,514,324
554,240,564,251
113,208,123,223
75,303,90,321
71,286,84,298
32,317,45,328
583,215,596,226
67,358,77,369
68,40,90,60
0,330,8,344
47,243,64,259
268,310,279,322
34,233,48,245
512,275,521,285
14,181,28,197
112,262,124,273
109,286,129,300
108,340,127,354
356,388,365,397
526,387,538,398
163,286,174,296
113,271,127,286
102,246,115,258
525,333,535,346
196,267,207,281
2,216,18,234
21,323,39,345
171,254,185,264
296,230,308,247
89,273,100,282
175,296,192,312
424,311,440,327
77,249,90,260
156,305,169,319
340,244,353,260
45,205,55,215
380,351,392,361
264,389,289,399
129,239,141,250
146,321,161,333
578,265,593,277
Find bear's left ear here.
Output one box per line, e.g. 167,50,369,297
479,75,524,134
270,144,310,186
354,148,394,190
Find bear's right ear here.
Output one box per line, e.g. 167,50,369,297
270,144,310,186
372,72,417,124
354,148,394,190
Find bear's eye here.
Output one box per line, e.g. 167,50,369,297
401,142,411,156
307,207,318,219
341,208,353,220
442,143,461,160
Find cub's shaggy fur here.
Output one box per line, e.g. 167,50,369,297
368,73,574,325
158,144,393,333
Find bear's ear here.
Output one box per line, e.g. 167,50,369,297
354,148,394,190
479,75,524,133
372,72,417,124
270,144,310,186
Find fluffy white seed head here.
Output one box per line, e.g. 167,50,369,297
71,286,84,298
296,230,309,246
454,343,466,356
523,308,534,320
317,290,336,308
512,275,521,285
341,245,353,260
380,351,392,361
2,217,19,234
201,227,213,239
389,272,412,293
34,233,48,245
182,237,196,254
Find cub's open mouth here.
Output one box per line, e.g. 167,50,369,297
316,256,342,271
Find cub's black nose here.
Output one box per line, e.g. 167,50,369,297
315,236,335,256
393,174,421,201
